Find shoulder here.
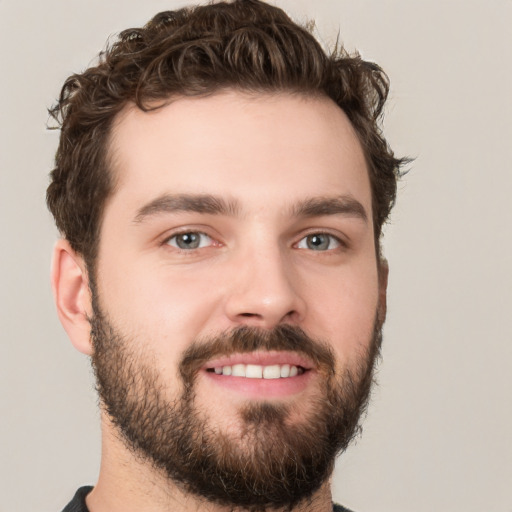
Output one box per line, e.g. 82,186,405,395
333,504,356,512
61,486,93,512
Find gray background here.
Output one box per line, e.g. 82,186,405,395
1,1,511,511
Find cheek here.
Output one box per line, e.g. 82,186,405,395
303,261,379,360
96,258,224,359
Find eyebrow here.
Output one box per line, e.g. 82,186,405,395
133,193,240,223
290,195,368,223
133,193,368,224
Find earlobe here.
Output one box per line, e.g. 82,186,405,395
51,239,93,355
378,258,389,324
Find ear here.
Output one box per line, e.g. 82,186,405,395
377,258,389,324
51,239,94,355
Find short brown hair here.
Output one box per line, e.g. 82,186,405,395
47,0,406,269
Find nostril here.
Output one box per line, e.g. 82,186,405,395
237,310,298,323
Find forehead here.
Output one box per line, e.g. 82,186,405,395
107,91,371,217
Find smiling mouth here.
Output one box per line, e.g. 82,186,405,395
201,352,314,397
206,363,307,379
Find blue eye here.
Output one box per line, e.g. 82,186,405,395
167,232,213,250
297,233,341,251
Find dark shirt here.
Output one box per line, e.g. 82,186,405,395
63,486,354,512
62,486,92,512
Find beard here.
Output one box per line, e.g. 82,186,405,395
89,298,382,511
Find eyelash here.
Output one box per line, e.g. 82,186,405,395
295,232,344,251
163,231,215,251
161,229,346,253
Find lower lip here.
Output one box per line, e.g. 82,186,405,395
203,370,313,399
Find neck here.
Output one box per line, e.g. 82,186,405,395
86,415,334,512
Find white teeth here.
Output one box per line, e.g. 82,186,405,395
263,365,281,379
246,364,263,378
231,364,246,377
280,364,290,378
211,363,303,379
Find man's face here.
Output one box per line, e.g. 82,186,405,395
91,91,385,508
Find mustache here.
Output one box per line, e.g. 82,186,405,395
179,324,336,383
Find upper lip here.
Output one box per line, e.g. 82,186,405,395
203,351,314,371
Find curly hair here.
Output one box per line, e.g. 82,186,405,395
47,0,406,270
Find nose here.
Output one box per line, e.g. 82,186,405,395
223,246,306,329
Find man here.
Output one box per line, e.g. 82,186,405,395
47,1,404,511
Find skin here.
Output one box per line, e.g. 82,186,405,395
52,91,388,512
